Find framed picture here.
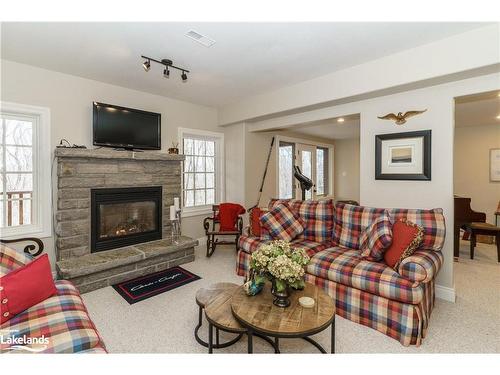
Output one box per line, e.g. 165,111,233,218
490,148,500,182
375,130,431,180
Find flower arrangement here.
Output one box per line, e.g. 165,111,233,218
250,240,310,297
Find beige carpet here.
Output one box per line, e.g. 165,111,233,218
82,241,500,353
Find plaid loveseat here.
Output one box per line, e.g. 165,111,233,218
236,200,445,346
0,244,106,354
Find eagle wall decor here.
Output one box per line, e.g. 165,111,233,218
378,109,427,125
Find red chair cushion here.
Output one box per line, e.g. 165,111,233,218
219,203,246,231
0,254,57,324
384,220,424,269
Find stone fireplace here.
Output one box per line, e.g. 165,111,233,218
54,148,198,293
91,186,162,252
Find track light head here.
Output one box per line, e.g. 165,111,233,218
181,71,188,82
142,59,151,72
163,67,170,78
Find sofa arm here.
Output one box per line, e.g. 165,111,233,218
238,235,271,254
398,249,444,284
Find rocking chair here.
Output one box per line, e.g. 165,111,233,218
203,204,244,257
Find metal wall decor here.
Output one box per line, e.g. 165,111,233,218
378,109,427,125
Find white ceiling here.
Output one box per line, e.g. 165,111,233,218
455,91,500,127
279,115,360,140
0,22,489,108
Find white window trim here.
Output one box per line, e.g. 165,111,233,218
178,127,225,218
0,101,52,239
275,135,334,199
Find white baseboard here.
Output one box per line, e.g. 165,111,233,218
435,284,456,303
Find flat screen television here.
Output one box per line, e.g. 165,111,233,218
93,102,161,150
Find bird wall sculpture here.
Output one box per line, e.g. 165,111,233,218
377,109,427,125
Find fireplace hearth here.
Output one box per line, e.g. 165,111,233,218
91,186,162,252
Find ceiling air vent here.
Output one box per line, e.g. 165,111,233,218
185,30,216,47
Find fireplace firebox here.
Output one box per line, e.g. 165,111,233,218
91,187,162,252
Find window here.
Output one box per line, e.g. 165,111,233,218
316,147,329,196
278,142,294,199
179,128,224,216
277,137,332,200
0,102,51,238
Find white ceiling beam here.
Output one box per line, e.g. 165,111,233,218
219,24,500,126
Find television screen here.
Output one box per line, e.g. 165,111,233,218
93,102,161,150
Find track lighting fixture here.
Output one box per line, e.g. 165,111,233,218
141,55,189,82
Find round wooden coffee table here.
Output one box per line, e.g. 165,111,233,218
231,282,336,353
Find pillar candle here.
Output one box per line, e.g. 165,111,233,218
170,205,177,221
173,197,180,210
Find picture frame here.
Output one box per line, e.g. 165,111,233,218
375,130,431,180
490,148,500,182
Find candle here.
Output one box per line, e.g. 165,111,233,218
170,205,177,221
173,197,180,210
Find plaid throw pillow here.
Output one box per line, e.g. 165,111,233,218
360,211,393,260
334,203,386,249
260,203,305,242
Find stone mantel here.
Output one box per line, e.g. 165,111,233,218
55,147,184,261
54,147,185,161
54,146,194,293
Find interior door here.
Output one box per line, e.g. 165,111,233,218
295,143,317,200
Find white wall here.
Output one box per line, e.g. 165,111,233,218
454,124,500,224
1,59,219,267
334,137,360,202
242,73,500,297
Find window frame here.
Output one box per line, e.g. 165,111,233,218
178,127,225,218
0,101,52,239
275,135,334,200
316,146,329,197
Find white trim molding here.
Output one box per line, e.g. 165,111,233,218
0,101,52,239
178,127,225,216
435,284,456,303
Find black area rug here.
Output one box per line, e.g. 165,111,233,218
112,266,201,304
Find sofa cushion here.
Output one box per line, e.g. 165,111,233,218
0,280,106,354
388,208,446,251
334,203,386,250
238,235,334,257
269,199,335,243
359,211,393,260
261,203,305,242
0,243,33,277
307,247,424,304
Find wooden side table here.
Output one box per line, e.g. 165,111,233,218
464,222,500,262
231,282,336,353
195,282,243,349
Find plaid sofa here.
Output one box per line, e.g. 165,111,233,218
237,200,445,346
0,244,107,354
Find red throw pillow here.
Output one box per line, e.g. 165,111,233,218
260,203,305,242
359,212,393,261
249,207,268,237
0,254,57,324
384,219,424,269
